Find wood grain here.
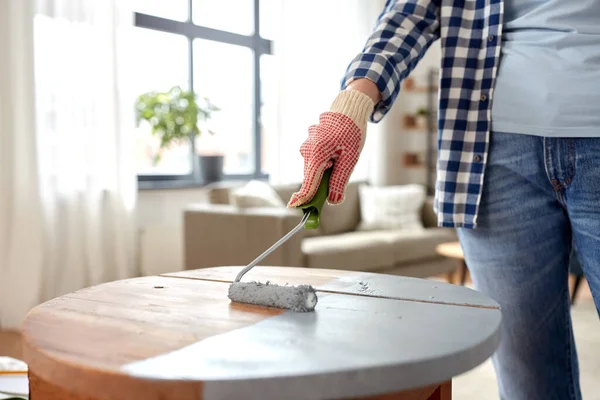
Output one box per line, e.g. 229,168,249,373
28,368,448,400
29,371,98,400
347,382,440,399
27,369,204,400
429,381,452,400
22,276,281,399
162,265,347,286
21,267,501,399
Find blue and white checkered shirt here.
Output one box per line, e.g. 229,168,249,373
342,0,503,229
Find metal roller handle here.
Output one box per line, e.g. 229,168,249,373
234,211,312,283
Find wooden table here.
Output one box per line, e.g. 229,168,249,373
435,242,468,286
21,266,501,400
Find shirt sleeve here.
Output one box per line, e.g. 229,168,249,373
341,0,441,123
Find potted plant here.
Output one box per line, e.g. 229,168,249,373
135,86,222,183
415,107,429,129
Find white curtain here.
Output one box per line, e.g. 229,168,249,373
0,0,46,330
0,0,138,329
268,0,387,185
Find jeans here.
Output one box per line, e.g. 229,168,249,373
456,131,600,400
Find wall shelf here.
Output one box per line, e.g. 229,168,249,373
399,69,439,195
403,77,439,93
401,128,429,134
403,86,439,93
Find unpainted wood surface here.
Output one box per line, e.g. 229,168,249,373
28,369,448,400
21,275,280,400
431,381,452,400
27,369,204,400
22,267,500,400
348,381,445,399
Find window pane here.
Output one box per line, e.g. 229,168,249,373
260,54,278,175
128,28,192,175
192,0,254,35
133,0,188,22
193,39,254,174
259,0,282,40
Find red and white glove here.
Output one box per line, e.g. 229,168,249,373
287,89,374,208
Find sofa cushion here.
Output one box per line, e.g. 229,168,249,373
301,227,457,272
357,184,426,232
301,231,394,272
377,228,458,265
231,180,286,208
318,181,362,235
272,183,302,204
272,180,363,237
421,196,439,228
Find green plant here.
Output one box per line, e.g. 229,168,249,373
416,107,429,116
135,86,219,162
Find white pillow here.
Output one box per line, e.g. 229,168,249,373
230,180,285,208
357,184,426,231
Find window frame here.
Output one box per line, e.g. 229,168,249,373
135,0,271,188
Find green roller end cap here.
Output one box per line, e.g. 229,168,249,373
297,167,332,229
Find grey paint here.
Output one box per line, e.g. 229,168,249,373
163,267,501,309
123,293,501,400
319,273,500,309
228,282,318,312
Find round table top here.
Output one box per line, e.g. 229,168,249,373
21,266,501,400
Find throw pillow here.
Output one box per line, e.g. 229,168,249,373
357,184,426,232
230,180,286,208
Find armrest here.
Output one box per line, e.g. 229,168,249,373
421,196,439,228
183,204,306,271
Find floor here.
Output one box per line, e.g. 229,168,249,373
1,277,598,400
0,330,21,360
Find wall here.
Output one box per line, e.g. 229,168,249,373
137,188,209,276
367,41,442,187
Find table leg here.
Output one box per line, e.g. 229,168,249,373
428,381,451,400
459,260,468,286
571,274,584,305
350,380,451,400
29,371,96,400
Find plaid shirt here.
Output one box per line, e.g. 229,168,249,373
342,0,503,229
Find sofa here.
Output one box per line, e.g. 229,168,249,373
183,180,459,278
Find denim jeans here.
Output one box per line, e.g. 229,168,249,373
456,131,600,400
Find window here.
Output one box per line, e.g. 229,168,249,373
133,0,277,186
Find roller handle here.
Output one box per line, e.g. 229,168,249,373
296,167,332,229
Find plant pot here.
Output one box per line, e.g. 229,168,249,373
403,115,417,129
403,153,420,166
198,154,224,183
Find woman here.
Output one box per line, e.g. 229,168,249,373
287,1,600,399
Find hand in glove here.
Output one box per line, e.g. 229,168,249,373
287,88,375,207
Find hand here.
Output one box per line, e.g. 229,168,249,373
287,87,375,207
